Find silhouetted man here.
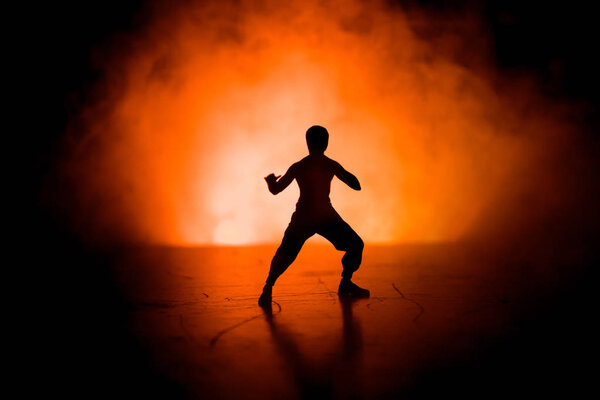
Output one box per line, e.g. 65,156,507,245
259,125,369,308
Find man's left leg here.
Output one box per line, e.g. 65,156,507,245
318,214,369,297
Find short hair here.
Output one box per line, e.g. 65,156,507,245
306,125,329,152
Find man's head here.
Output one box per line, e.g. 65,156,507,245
306,125,329,154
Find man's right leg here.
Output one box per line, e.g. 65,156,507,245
265,240,304,286
259,216,312,307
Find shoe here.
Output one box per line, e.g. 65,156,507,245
338,279,370,298
258,285,272,308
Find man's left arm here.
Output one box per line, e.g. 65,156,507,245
333,162,361,191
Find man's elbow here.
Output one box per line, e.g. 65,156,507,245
268,185,281,195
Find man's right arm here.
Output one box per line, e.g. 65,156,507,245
334,162,361,191
265,164,296,195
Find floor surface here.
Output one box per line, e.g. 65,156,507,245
103,243,594,399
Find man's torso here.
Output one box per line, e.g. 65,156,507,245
293,155,337,215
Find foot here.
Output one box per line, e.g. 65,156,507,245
258,285,272,308
338,279,370,298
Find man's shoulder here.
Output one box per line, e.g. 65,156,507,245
293,157,307,167
288,158,305,173
324,156,342,169
294,155,340,170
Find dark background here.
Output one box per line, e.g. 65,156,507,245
19,1,598,398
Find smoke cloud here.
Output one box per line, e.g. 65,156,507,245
46,0,597,246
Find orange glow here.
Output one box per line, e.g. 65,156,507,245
56,0,576,245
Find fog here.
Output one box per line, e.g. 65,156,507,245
47,0,598,246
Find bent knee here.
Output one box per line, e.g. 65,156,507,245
354,236,364,252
